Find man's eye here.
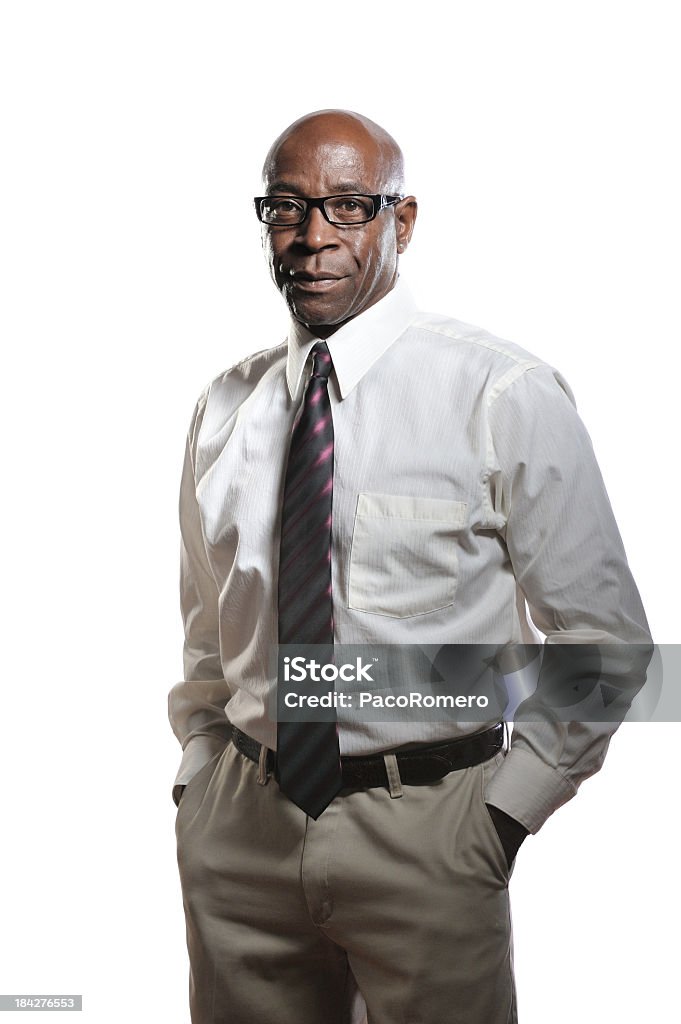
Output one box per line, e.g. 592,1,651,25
265,198,304,221
328,196,373,221
271,200,300,212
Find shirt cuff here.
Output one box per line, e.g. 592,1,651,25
172,734,230,803
483,745,577,834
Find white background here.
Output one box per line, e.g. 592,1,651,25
1,2,679,1022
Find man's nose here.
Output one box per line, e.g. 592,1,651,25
295,206,339,250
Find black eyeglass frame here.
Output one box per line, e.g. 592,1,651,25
253,193,404,226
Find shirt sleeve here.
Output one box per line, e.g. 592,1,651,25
167,386,233,806
482,363,653,834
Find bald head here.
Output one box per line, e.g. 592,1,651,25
262,109,405,196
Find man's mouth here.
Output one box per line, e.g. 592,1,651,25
288,271,346,292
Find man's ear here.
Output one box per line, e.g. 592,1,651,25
395,196,418,253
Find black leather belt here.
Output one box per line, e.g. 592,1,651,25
232,722,504,791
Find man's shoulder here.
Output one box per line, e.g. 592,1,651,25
185,340,288,444
209,339,289,393
411,310,544,373
408,309,573,405
196,340,288,407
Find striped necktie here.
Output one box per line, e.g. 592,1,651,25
276,341,343,818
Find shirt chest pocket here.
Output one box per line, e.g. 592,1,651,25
347,493,468,618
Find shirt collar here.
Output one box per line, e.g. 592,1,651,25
286,276,419,401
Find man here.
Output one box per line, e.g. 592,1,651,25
169,109,651,1024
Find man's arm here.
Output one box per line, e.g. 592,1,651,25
482,363,653,836
168,387,233,807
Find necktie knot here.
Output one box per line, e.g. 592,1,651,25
310,341,333,381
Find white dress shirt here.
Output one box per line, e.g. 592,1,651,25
168,277,651,833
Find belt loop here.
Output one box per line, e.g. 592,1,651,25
383,754,403,799
257,744,270,786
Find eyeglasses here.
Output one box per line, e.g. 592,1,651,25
253,193,403,227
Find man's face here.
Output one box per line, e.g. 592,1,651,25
261,131,411,335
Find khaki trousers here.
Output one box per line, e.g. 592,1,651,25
175,741,517,1024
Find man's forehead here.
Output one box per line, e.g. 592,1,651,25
264,137,383,189
265,178,373,197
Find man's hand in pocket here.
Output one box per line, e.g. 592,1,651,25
485,803,529,869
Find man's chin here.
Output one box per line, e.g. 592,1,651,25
288,295,349,331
